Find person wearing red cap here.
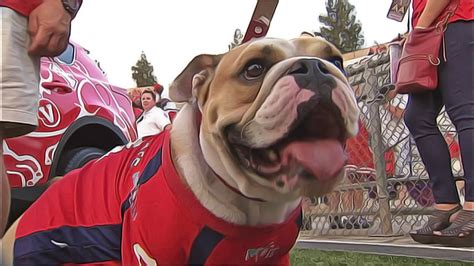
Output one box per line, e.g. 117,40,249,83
152,83,164,95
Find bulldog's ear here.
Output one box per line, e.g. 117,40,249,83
169,54,222,102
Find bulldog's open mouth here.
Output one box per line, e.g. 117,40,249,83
227,98,348,182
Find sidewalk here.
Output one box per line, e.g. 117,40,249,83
296,235,474,263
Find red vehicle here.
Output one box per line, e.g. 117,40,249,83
4,42,137,206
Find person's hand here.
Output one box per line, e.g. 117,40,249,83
28,0,72,56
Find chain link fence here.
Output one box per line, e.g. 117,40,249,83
301,49,465,237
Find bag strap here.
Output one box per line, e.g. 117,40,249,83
406,3,411,33
435,0,460,30
436,0,460,62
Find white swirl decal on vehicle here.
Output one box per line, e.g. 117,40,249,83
6,172,27,187
45,143,59,166
75,60,136,140
3,142,44,187
6,50,137,188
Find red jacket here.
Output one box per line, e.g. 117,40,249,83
15,130,301,265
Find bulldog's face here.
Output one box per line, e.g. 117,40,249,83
170,34,359,202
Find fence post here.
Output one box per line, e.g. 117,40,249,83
365,62,394,236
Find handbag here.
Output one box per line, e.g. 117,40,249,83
395,0,459,94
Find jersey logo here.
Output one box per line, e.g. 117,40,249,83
133,243,157,266
129,171,141,220
121,147,163,219
50,239,70,248
245,241,280,262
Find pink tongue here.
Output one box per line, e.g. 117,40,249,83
279,139,347,181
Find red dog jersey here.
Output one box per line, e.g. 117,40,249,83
14,130,302,265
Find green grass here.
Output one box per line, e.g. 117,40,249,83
290,249,471,265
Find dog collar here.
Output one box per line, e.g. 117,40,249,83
195,110,266,202
212,169,266,202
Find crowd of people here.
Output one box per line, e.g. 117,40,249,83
0,0,472,255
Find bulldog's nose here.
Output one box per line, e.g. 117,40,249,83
288,59,337,98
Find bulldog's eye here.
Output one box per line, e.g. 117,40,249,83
327,56,346,75
243,60,266,80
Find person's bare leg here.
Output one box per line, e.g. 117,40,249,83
353,190,364,211
1,215,21,265
341,190,354,211
341,188,372,229
326,192,340,213
1,136,10,236
397,184,409,207
326,192,343,229
336,190,353,228
463,201,474,211
435,203,460,211
341,189,368,213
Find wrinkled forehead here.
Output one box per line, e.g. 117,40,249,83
220,36,342,66
290,36,342,58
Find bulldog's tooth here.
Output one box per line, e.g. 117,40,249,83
267,150,278,162
243,158,251,168
288,165,305,178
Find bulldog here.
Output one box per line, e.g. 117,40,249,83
2,33,358,265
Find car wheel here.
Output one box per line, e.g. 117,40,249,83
58,147,106,175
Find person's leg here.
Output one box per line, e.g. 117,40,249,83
340,190,354,214
430,21,474,246
338,190,353,228
352,190,364,210
326,192,338,209
455,180,465,205
1,137,10,235
1,214,21,265
395,138,412,177
404,70,462,243
0,8,40,135
326,191,344,229
338,171,371,229
342,189,370,229
439,21,474,210
404,91,460,208
0,8,40,236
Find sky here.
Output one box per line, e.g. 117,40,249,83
70,0,408,96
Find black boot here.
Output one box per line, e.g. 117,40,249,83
329,215,345,229
346,216,371,229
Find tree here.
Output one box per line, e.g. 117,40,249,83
228,28,243,50
318,0,364,53
131,52,158,87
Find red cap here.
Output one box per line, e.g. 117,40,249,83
153,83,164,95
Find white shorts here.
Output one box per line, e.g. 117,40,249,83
0,7,40,139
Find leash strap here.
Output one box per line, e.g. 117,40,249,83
242,0,279,43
